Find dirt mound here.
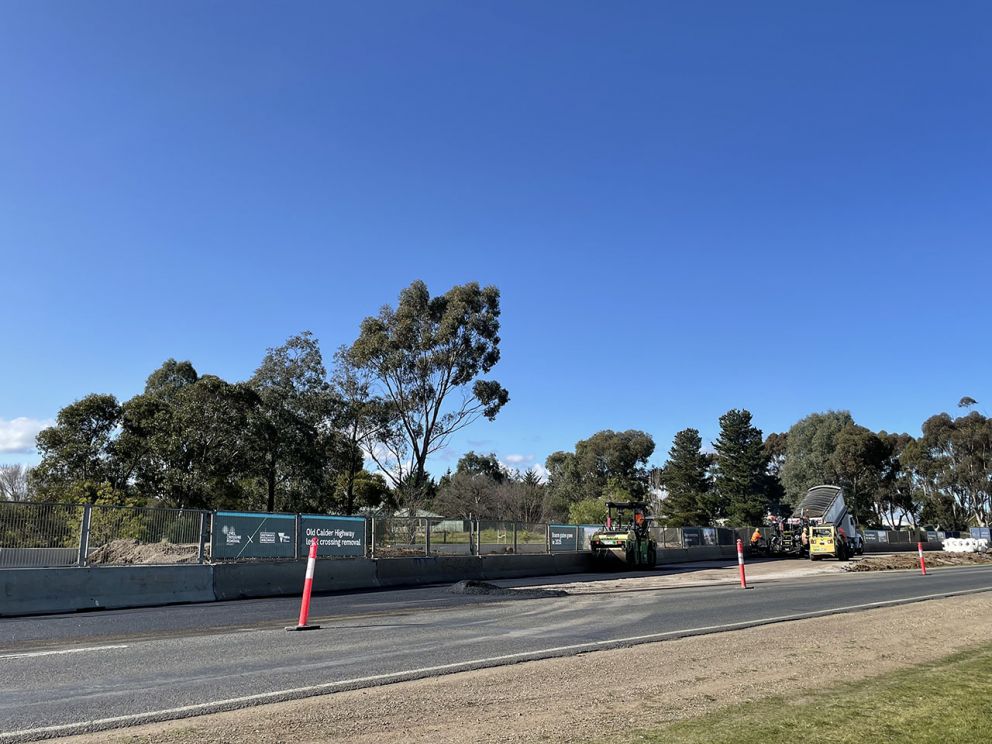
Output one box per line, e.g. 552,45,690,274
449,579,567,598
846,552,992,572
87,539,200,565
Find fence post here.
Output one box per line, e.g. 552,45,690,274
294,514,302,560
370,517,376,559
425,519,431,557
197,512,208,564
546,524,551,553
77,504,92,567
513,522,518,555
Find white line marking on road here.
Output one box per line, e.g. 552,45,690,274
0,644,128,661
2,585,989,741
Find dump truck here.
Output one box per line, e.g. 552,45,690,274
589,501,657,568
794,485,864,560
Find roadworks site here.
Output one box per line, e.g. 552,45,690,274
56,557,992,744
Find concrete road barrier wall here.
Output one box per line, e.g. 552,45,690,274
376,556,485,587
478,553,594,579
657,545,735,563
0,565,214,616
10,541,874,617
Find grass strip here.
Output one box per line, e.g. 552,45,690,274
631,642,992,743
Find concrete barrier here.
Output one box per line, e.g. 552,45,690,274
0,565,214,616
656,545,733,564
2,544,790,617
213,559,380,600
376,556,485,587
477,553,593,579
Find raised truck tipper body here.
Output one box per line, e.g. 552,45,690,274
794,485,864,561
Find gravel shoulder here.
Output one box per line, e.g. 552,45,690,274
56,592,992,744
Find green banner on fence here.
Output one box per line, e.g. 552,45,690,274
549,524,578,552
299,515,366,558
212,511,296,560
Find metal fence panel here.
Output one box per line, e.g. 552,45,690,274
87,505,205,564
373,517,428,557
578,524,601,551
514,522,549,554
549,524,579,552
0,502,84,567
476,520,515,555
649,527,683,548
428,518,472,556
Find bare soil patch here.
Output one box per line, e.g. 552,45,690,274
845,552,992,572
87,539,200,565
57,593,992,744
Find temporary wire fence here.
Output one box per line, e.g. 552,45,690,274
0,501,209,568
2,501,945,568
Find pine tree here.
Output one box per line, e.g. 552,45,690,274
658,428,713,525
713,409,769,526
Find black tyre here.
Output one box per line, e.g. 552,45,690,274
647,544,657,567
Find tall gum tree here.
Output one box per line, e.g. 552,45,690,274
348,281,509,506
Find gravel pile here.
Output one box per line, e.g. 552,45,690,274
87,539,200,565
448,579,568,598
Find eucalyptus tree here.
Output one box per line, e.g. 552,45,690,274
348,281,509,507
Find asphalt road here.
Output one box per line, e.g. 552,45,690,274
1,564,990,742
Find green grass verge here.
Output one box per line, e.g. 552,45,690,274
630,642,992,744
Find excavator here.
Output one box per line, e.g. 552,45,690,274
589,501,657,568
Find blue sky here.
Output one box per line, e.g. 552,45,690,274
1,1,990,473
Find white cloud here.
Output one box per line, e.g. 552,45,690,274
503,453,534,465
0,417,52,454
527,463,549,482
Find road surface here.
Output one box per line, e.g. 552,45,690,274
1,563,990,742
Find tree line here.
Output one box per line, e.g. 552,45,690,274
4,278,989,530
429,402,991,531
13,281,510,516
656,403,991,530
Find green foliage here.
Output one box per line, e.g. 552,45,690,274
455,451,507,483
780,411,855,506
713,409,768,526
544,430,655,520
125,367,259,509
31,394,129,503
568,497,607,526
335,469,392,513
634,642,992,744
348,280,509,506
906,411,992,529
249,332,336,512
829,423,890,525
658,428,713,526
